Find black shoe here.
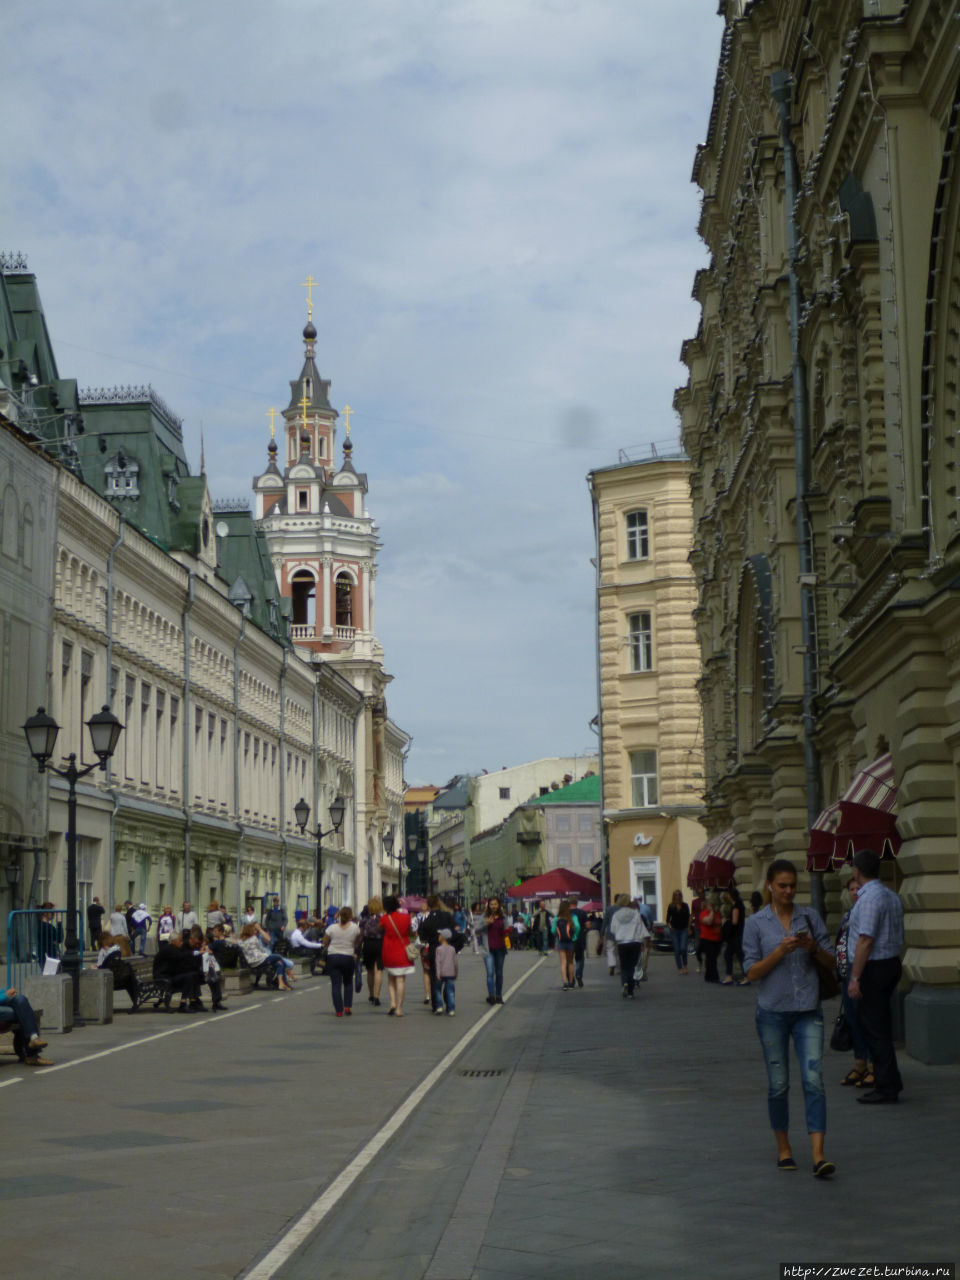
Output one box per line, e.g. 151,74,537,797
813,1159,836,1178
495,997,504,1004
189,999,206,1011
857,1090,899,1105
372,998,381,1007
178,1003,191,1013
486,996,496,1005
576,977,584,988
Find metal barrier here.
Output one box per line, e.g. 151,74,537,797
5,909,84,991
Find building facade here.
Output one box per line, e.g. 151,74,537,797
588,452,705,920
674,0,960,1060
0,259,408,932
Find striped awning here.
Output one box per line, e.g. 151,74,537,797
806,754,901,872
687,829,736,891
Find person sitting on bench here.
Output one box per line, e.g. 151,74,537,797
0,987,51,1064
154,932,204,1011
95,932,140,1011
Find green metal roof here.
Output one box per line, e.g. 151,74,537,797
528,775,600,806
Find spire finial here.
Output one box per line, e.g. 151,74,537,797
342,404,353,437
267,406,277,439
200,427,206,475
301,274,317,324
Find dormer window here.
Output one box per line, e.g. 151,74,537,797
104,453,140,498
298,488,309,511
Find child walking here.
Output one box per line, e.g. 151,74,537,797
434,928,458,1016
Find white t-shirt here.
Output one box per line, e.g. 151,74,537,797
324,922,361,956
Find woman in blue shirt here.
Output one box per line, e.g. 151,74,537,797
742,860,837,1178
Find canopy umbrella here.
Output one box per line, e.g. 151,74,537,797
400,895,427,912
506,868,601,900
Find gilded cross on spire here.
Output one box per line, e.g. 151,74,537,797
342,404,353,436
266,406,277,439
301,274,318,323
299,391,311,433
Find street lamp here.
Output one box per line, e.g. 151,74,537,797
382,826,401,895
22,704,124,1013
461,857,473,908
294,794,346,914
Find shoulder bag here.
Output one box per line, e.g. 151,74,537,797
803,911,841,1001
388,913,419,962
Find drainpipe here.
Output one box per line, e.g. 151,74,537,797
312,668,321,911
181,572,196,906
279,649,288,914
104,516,125,902
771,71,825,917
589,475,609,918
233,612,246,924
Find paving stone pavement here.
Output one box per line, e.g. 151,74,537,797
2,950,958,1279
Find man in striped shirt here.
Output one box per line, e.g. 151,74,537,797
848,849,905,1104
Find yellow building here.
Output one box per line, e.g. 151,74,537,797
588,451,705,918
675,0,960,1060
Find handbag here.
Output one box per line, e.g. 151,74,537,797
829,1007,853,1053
801,911,841,1001
388,913,418,962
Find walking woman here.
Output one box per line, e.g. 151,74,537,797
379,894,415,1016
698,891,723,983
666,889,690,975
360,896,385,1006
609,897,649,998
742,859,837,1177
480,895,508,1004
552,902,579,990
721,886,746,984
323,907,361,1018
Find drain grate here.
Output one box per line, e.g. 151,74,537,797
458,1068,504,1078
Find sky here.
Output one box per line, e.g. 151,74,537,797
2,0,723,786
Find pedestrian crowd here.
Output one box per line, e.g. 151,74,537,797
7,847,906,1191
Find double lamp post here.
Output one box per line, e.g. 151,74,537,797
22,704,124,1014
293,793,345,917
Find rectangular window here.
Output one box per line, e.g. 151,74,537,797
630,751,658,808
626,509,649,560
555,814,571,833
80,650,93,762
628,612,653,672
298,489,309,511
125,676,136,780
499,787,511,800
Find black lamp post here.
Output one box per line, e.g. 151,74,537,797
382,827,401,895
22,704,123,1014
461,857,473,908
294,794,346,915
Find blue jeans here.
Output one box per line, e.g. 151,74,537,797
327,954,355,1013
840,976,870,1062
439,977,456,1012
670,928,688,970
132,927,147,955
755,1006,826,1134
484,948,506,998
0,994,41,1044
574,947,586,983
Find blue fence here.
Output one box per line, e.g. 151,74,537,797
5,909,84,991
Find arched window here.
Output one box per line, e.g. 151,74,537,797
2,485,19,559
290,570,316,628
335,573,354,627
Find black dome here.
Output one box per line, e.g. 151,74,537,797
303,321,317,341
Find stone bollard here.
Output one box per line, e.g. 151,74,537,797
22,973,73,1033
78,969,114,1024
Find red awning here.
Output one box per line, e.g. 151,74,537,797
807,801,843,872
687,829,736,891
506,868,602,901
806,754,901,872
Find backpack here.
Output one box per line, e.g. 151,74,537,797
361,914,382,942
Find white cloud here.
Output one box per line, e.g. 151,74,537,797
2,0,722,781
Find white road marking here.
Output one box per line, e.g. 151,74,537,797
37,1003,264,1074
243,957,545,1280
0,1076,23,1088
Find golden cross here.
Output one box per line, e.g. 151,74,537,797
342,404,353,436
299,392,311,435
301,274,318,323
266,406,277,439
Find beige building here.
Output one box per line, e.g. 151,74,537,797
675,0,960,1059
588,451,705,919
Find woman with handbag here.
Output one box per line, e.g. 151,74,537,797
742,859,837,1178
379,894,416,1016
